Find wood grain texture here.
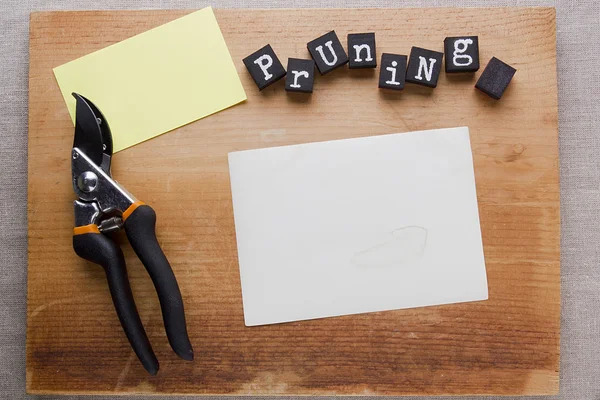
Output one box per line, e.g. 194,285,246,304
26,8,559,396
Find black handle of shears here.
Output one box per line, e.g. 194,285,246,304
72,226,160,375
122,202,194,362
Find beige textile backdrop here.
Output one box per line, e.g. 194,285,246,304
1,0,598,399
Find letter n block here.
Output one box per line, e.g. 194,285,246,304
444,36,479,73
348,33,377,69
243,44,286,90
307,31,348,75
405,46,444,88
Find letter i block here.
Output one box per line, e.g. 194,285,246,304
285,58,315,93
378,53,407,91
444,36,479,73
243,44,287,90
405,46,444,88
348,33,377,69
307,31,349,75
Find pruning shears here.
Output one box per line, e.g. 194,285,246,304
70,93,193,375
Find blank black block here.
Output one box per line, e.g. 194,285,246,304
444,36,479,73
475,57,516,100
307,31,348,75
242,44,286,90
405,46,444,88
348,33,377,69
285,58,315,93
378,53,407,91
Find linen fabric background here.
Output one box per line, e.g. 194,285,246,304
1,0,598,398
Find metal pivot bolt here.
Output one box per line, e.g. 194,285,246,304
77,171,99,193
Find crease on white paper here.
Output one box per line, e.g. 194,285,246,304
351,226,428,268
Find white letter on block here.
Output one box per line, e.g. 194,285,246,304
315,41,338,66
415,56,436,81
353,44,373,62
254,54,274,80
290,70,309,88
385,61,401,86
452,39,473,67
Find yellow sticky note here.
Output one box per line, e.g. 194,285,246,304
54,7,246,152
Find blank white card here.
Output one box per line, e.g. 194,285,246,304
228,127,488,326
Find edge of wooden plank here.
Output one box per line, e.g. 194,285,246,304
26,11,37,395
28,6,557,17
548,6,561,396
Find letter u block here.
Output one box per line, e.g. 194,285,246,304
243,44,287,90
307,31,349,75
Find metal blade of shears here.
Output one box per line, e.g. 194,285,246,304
72,93,113,174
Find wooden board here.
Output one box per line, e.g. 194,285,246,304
27,8,560,396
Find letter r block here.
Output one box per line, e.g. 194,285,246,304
307,31,348,75
444,36,479,73
285,58,315,93
243,44,286,90
405,46,444,88
348,33,377,69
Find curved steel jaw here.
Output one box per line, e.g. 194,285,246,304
71,93,138,230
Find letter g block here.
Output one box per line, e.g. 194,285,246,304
444,36,480,73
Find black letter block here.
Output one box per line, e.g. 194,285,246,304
242,44,286,90
307,31,348,75
378,53,407,91
285,58,315,93
348,33,377,69
475,57,516,100
444,36,479,73
405,46,444,88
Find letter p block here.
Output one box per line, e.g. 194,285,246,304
243,44,287,90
